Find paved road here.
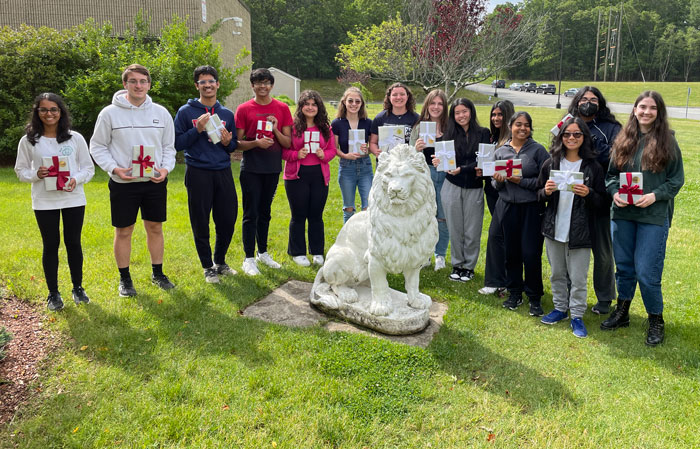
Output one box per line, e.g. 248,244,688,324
466,83,700,121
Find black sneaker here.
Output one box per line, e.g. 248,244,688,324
47,291,64,311
151,273,175,290
528,300,544,317
459,269,475,282
449,268,463,282
502,295,523,310
118,278,137,297
72,286,90,305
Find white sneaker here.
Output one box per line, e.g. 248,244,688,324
292,255,311,267
434,255,446,271
312,255,324,265
256,252,281,269
478,286,497,295
242,258,260,276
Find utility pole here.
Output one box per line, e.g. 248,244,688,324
604,7,612,82
594,10,601,81
614,4,623,81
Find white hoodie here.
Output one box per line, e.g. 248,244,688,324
90,90,176,183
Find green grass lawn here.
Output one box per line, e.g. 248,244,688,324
1,107,699,448
500,79,700,108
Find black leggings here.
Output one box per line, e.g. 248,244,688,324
34,206,85,293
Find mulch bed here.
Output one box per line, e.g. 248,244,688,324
0,296,56,426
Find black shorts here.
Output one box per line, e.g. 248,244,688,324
109,178,168,228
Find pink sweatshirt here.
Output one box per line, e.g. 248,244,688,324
282,126,336,185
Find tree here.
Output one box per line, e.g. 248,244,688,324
336,0,544,101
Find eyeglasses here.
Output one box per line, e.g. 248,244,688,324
562,132,584,139
38,107,60,115
127,79,150,85
253,82,272,87
579,98,599,104
196,79,217,85
346,99,362,105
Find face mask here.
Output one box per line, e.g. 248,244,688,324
578,102,598,117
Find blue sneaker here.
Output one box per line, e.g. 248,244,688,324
541,309,569,325
571,317,588,338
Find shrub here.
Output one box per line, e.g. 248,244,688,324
273,94,296,107
0,326,11,362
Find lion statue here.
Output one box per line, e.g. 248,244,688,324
312,143,438,318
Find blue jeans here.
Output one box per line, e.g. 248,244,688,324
611,218,669,314
338,156,373,223
429,165,449,258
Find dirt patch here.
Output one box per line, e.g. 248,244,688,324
0,296,57,426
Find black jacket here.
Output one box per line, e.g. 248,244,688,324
446,126,490,189
537,158,606,249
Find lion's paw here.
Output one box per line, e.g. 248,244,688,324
369,297,391,317
407,292,432,310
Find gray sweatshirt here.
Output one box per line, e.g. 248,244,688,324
492,137,550,203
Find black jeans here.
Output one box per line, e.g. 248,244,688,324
483,194,507,288
34,206,85,293
185,165,238,268
499,200,544,299
240,171,279,258
284,165,328,256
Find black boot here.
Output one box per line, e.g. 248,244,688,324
646,314,665,346
600,299,631,330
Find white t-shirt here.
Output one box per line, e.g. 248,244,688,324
554,158,582,242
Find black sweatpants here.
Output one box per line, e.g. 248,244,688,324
185,165,238,268
498,199,544,299
240,171,279,258
34,205,85,293
284,165,328,256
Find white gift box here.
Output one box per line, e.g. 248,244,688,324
205,113,225,144
619,172,644,205
419,122,436,146
481,161,496,176
477,143,496,169
132,145,156,178
550,169,584,191
256,120,274,139
304,131,321,152
348,129,365,154
42,156,70,191
550,113,574,136
494,159,522,177
434,140,456,172
378,125,404,152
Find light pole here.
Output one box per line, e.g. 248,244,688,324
556,29,569,109
493,75,499,98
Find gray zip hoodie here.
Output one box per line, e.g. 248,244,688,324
492,137,550,203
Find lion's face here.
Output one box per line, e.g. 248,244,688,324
380,163,415,205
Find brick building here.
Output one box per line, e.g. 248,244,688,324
0,0,252,107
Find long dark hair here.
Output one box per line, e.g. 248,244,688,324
415,89,448,134
382,82,415,114
549,117,596,165
293,90,331,139
446,98,481,152
612,90,673,172
489,100,514,146
567,86,620,125
25,93,72,145
508,111,533,141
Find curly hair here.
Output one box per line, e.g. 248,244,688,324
336,86,368,120
548,117,597,165
382,82,415,114
24,93,72,145
612,91,673,173
293,90,331,140
415,89,448,133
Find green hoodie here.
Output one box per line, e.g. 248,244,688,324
606,133,684,226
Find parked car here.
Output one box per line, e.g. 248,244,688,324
509,83,523,91
564,88,579,97
491,79,506,88
522,82,537,92
536,83,556,94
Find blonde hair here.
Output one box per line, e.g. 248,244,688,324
416,89,448,133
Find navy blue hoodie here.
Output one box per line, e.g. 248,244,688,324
174,99,237,170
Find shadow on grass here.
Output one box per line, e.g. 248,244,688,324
429,325,575,412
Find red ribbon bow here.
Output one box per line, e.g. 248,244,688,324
132,146,155,177
47,156,70,190
619,172,643,205
503,159,522,177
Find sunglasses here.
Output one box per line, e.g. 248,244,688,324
562,132,584,139
345,99,362,105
